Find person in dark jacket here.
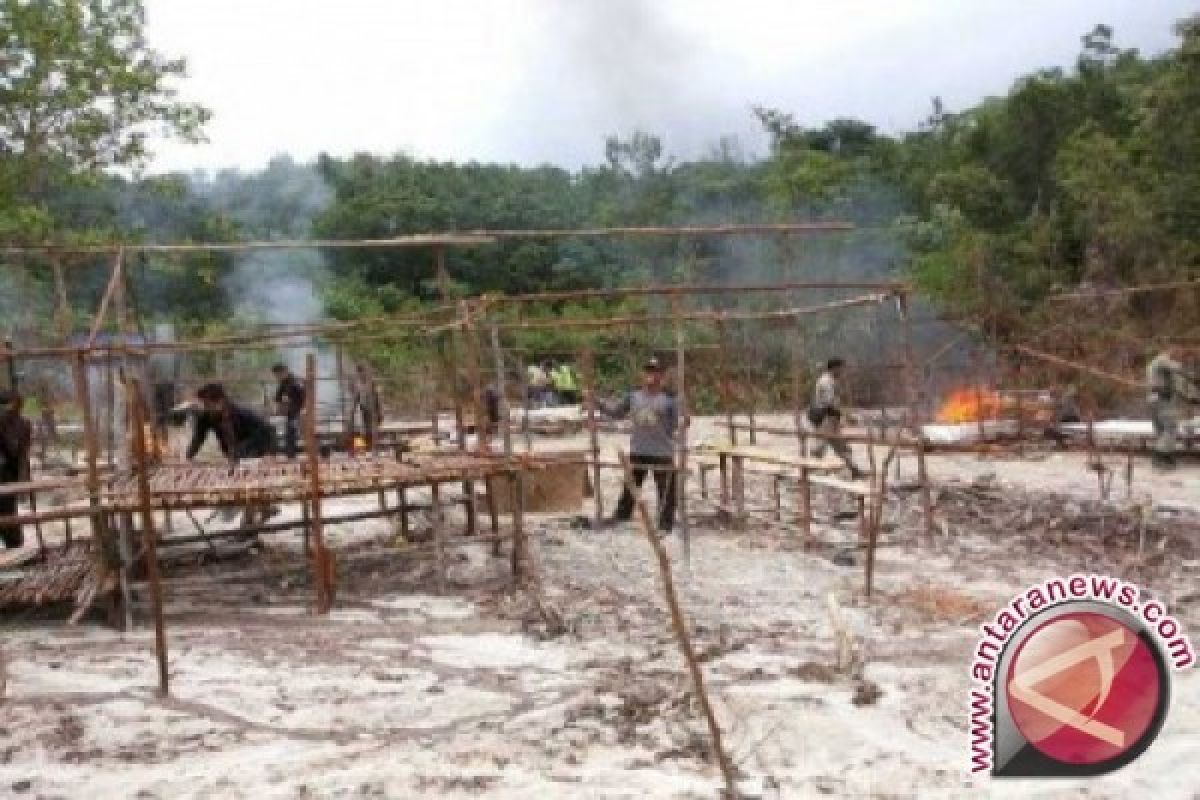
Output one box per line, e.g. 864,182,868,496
186,383,277,464
0,390,32,549
271,364,306,458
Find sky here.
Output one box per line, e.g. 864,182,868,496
143,0,1197,174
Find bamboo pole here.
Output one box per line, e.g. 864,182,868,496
4,222,851,259
494,278,903,305
617,452,737,798
494,293,889,331
129,379,169,695
303,354,332,614
85,249,124,347
898,293,935,540
716,319,736,447
672,297,692,567
582,348,603,527
70,352,110,572
461,305,485,536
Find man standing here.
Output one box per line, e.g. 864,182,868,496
803,358,866,479
605,358,678,533
0,390,31,550
1147,346,1199,469
186,383,277,464
348,362,382,449
271,363,306,459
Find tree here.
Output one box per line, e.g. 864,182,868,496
0,0,209,204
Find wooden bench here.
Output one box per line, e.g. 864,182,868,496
695,444,887,595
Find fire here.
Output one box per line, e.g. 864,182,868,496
936,387,1003,423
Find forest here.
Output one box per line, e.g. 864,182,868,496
2,3,1199,384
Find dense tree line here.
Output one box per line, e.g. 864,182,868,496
2,3,1198,363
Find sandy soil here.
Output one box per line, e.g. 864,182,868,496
2,415,1198,799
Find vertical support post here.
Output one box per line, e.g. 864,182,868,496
51,255,72,340
128,379,169,696
430,480,447,593
799,467,812,545
489,325,512,561
335,344,348,448
71,351,112,595
460,304,484,535
516,351,534,452
716,318,736,446
672,296,691,566
303,354,332,614
898,291,934,540
582,348,603,528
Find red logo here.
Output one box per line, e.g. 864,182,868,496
1006,611,1163,766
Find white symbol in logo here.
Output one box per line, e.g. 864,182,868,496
1008,627,1127,748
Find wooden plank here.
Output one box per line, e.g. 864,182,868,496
809,475,877,497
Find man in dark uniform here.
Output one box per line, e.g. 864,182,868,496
271,364,306,459
186,383,277,464
0,390,32,550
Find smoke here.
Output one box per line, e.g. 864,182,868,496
191,156,341,408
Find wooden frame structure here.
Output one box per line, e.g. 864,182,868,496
0,222,944,696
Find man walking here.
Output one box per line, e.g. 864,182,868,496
348,362,382,449
803,358,865,479
271,363,306,459
1147,346,1199,469
604,357,678,532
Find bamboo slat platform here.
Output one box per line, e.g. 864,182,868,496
102,451,579,511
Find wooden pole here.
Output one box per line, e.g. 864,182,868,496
672,297,692,567
716,319,736,447
128,379,169,696
582,348,603,527
85,250,124,348
303,353,332,613
489,324,513,564
461,305,484,535
430,480,447,593
69,352,113,620
618,452,737,798
51,256,72,340
335,344,349,447
898,293,934,540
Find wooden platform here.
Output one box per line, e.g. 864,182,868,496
103,451,581,511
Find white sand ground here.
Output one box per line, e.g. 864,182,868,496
1,414,1198,799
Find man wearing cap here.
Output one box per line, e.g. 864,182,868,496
271,364,306,459
0,390,32,549
604,357,679,532
804,358,865,479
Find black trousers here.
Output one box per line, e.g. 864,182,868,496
283,414,300,459
0,490,22,549
614,454,676,529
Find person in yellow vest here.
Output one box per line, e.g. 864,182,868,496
551,361,581,405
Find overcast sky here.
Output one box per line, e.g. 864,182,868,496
143,0,1197,174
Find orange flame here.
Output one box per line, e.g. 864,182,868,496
936,387,1003,423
